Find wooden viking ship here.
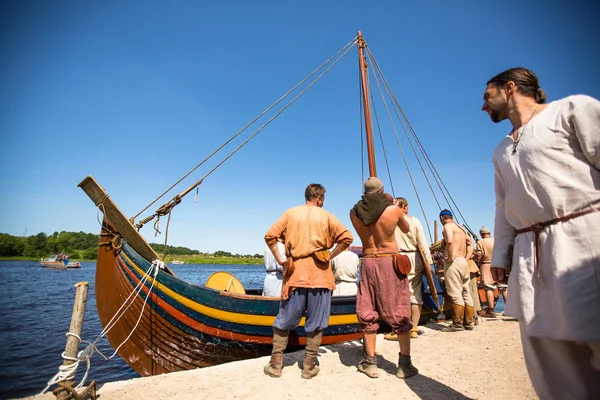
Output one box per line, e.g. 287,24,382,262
80,32,475,377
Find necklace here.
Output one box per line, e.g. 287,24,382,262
511,104,539,155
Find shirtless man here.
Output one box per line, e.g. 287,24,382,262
439,209,475,332
350,177,418,379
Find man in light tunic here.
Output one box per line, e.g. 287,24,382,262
482,67,600,399
331,248,359,296
475,226,498,317
439,209,475,332
384,197,433,340
263,183,353,379
262,240,286,297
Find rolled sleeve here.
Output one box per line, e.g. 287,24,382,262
329,214,353,249
264,211,288,249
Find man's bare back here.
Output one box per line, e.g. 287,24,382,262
443,221,468,261
351,205,410,254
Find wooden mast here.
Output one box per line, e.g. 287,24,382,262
357,31,377,177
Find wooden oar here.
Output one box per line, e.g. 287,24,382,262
417,243,441,311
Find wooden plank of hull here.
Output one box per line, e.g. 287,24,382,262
118,244,362,341
96,228,363,376
97,235,273,375
97,235,451,376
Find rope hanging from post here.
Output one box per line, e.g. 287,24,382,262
36,261,164,399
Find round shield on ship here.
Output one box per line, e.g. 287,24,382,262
205,271,246,294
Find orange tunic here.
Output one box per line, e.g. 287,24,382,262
264,205,353,300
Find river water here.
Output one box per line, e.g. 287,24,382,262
0,260,505,399
0,260,265,399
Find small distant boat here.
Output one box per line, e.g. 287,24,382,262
40,254,81,269
171,260,185,265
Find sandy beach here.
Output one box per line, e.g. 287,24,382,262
23,314,536,400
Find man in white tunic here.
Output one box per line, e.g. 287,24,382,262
482,67,600,399
331,248,359,296
385,198,433,340
262,240,286,297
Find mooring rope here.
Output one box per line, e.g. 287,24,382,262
37,260,164,398
36,332,90,397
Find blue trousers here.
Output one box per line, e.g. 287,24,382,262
273,288,331,333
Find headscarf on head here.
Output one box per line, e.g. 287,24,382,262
363,177,384,195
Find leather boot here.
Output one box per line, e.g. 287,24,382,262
301,330,322,379
396,353,419,379
357,354,379,378
464,305,475,331
264,328,289,378
442,303,465,332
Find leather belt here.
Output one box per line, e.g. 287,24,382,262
362,252,395,258
516,207,599,283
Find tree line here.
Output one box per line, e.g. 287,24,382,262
0,231,100,260
148,244,262,259
0,231,263,260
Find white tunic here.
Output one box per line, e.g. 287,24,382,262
331,250,359,296
262,242,286,297
394,215,433,265
491,94,600,342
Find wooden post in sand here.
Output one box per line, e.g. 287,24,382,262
54,281,90,400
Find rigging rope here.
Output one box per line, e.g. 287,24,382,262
134,38,359,232
366,56,395,198
365,46,476,239
367,48,443,211
133,36,359,222
366,50,433,242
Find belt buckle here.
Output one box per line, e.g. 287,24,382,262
531,223,544,232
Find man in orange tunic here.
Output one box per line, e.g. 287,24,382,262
263,183,353,379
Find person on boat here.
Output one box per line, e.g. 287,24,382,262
350,177,418,379
476,226,498,318
439,210,475,332
482,67,600,399
262,238,286,297
331,247,359,296
384,197,432,341
263,183,353,379
63,254,69,266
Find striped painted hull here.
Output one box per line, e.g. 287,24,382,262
95,229,363,376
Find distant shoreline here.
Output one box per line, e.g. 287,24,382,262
0,256,264,265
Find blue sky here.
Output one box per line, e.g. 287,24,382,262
1,1,599,255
